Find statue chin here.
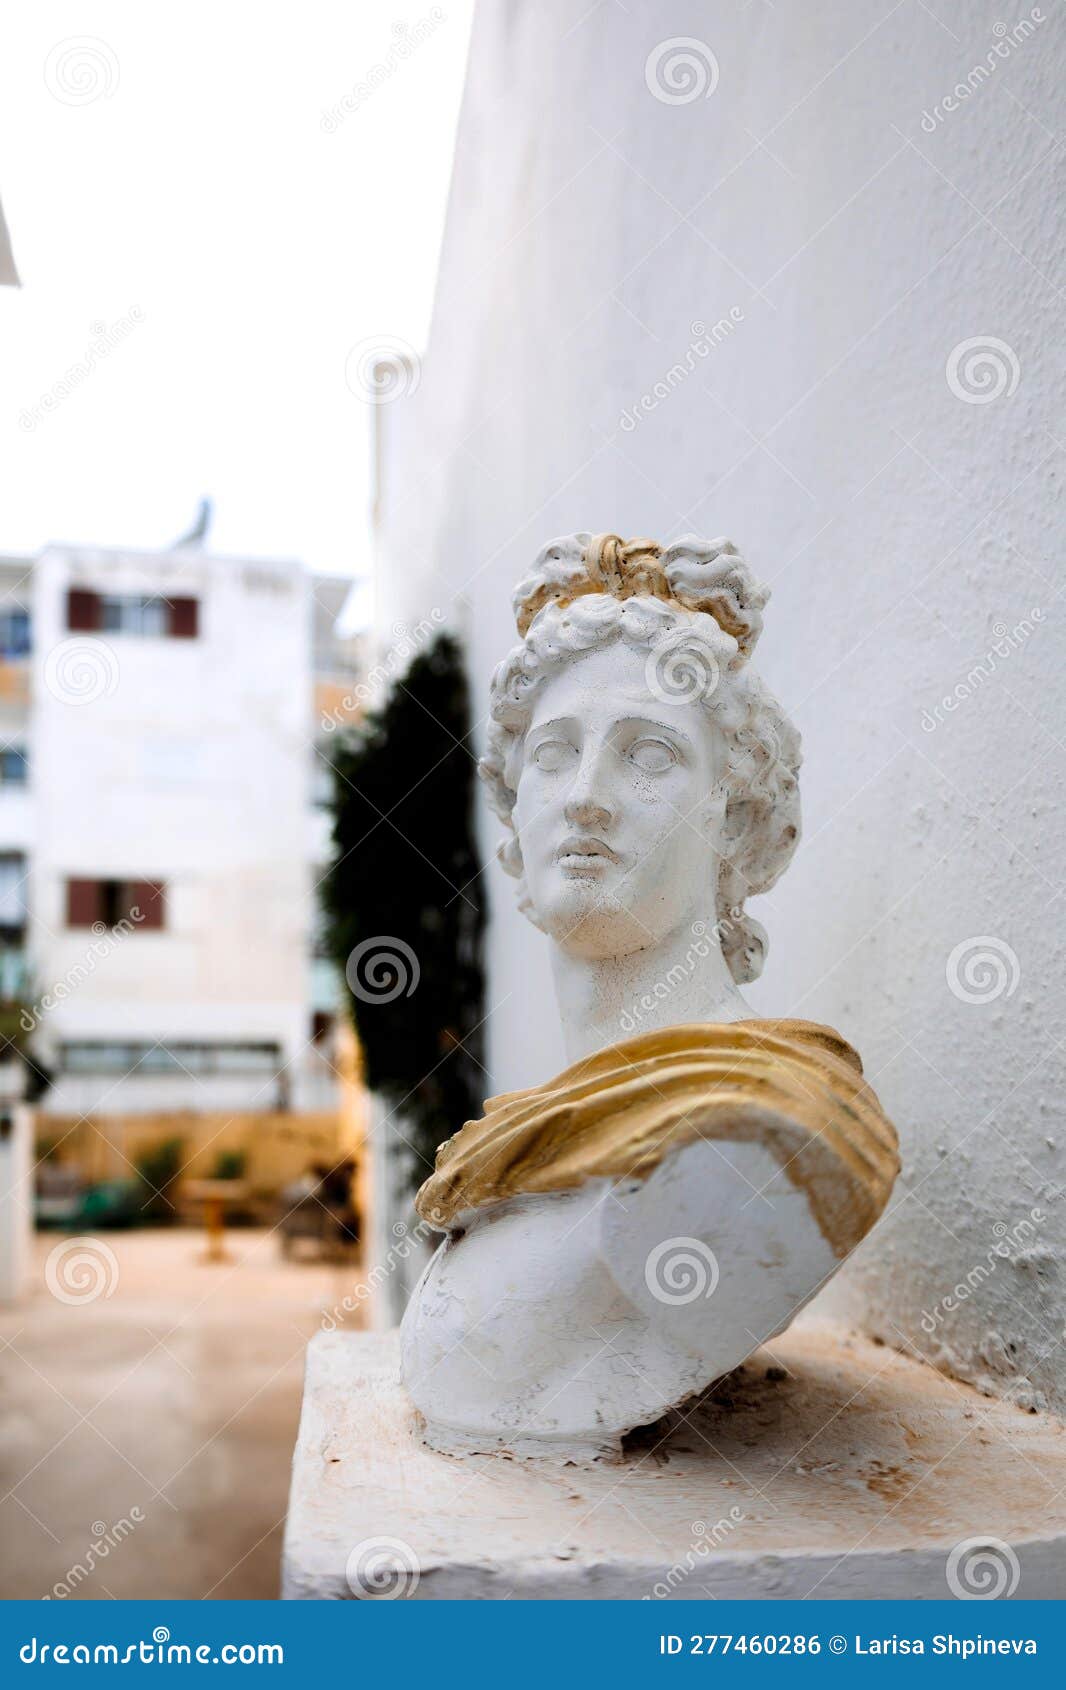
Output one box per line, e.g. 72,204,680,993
534,893,660,961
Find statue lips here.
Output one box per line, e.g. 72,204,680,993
555,834,620,874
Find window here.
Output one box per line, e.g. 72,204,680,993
311,750,334,808
67,588,199,639
65,877,166,930
60,1041,282,1076
0,947,29,999
0,608,31,658
0,852,27,929
0,747,28,785
102,594,168,637
310,904,332,960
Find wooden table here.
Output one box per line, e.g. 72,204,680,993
182,1178,252,1264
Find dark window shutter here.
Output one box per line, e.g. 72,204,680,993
167,597,199,638
67,589,101,632
126,880,166,929
66,878,101,926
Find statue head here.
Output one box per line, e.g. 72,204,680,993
479,534,801,984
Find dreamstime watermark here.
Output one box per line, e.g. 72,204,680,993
42,637,120,707
345,937,420,1003
321,10,446,133
345,1535,420,1598
644,1508,746,1598
946,1536,1021,1599
44,37,119,106
45,1237,120,1306
946,336,1020,403
19,1631,283,1665
618,312,744,433
920,1207,1047,1333
344,335,422,404
645,38,719,105
920,12,1045,132
621,916,738,1034
322,1217,435,1331
645,629,721,706
43,1510,145,1599
946,936,1020,1005
920,609,1043,732
320,611,444,731
20,912,144,1034
645,1237,719,1305
20,308,145,431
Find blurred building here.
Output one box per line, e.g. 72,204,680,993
0,542,364,1217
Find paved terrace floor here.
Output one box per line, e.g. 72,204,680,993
0,1227,367,1599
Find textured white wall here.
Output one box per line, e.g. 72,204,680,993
378,0,1065,1408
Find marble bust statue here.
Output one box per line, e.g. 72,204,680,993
401,533,899,1460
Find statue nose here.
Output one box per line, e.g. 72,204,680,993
564,791,612,830
563,736,616,831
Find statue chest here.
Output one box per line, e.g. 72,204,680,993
399,1172,716,1459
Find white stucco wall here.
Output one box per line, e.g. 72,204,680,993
377,0,1065,1409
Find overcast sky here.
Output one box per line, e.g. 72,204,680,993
0,1,473,590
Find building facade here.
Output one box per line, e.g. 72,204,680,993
0,543,361,1194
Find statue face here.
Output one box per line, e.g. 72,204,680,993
512,640,726,959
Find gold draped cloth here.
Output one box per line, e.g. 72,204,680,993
416,1020,899,1256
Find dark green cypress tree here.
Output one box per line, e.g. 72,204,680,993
322,633,486,1182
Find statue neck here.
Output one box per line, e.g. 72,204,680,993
550,921,752,1064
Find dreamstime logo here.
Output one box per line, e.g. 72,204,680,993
345,937,420,1003
44,37,119,106
946,1536,1020,1599
344,337,421,404
42,638,120,706
644,1237,719,1305
320,611,444,732
946,337,1020,404
20,911,144,1033
645,38,719,105
645,1508,745,1598
19,1631,283,1665
44,1509,145,1599
322,1217,434,1331
45,1237,120,1306
618,312,743,432
321,8,446,133
920,12,1046,132
620,916,740,1034
946,936,1019,1005
920,609,1043,733
645,630,720,705
19,306,145,432
345,1536,420,1599
920,1207,1047,1334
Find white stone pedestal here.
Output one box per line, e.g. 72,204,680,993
0,1092,32,1304
282,1324,1066,1600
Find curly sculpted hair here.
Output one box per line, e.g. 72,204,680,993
477,534,802,986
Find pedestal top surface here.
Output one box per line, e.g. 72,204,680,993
282,1322,1066,1600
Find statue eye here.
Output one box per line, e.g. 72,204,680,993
628,738,677,774
531,738,576,773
